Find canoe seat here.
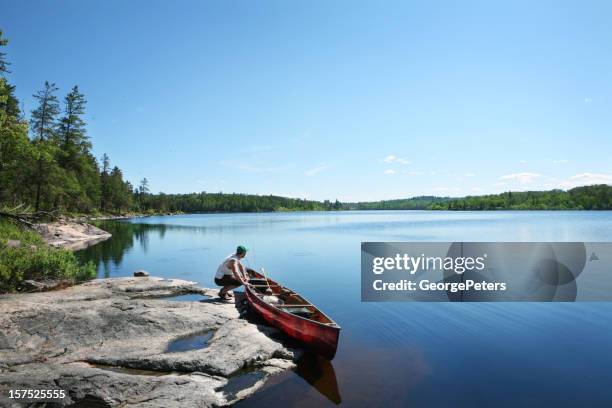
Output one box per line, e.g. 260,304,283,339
278,306,314,317
279,304,312,307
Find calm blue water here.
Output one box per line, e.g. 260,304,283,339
78,211,612,407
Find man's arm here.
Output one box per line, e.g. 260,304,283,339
229,259,246,283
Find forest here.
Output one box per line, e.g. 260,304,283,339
345,186,612,211
0,30,341,216
427,185,612,210
1,28,611,216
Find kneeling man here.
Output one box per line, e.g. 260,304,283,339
215,245,248,300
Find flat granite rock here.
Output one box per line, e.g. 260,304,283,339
33,220,113,250
0,277,300,407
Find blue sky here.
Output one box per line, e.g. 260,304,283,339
2,0,611,201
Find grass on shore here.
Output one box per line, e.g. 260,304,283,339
0,219,96,293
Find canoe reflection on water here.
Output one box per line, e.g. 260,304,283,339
294,352,342,405
233,291,342,405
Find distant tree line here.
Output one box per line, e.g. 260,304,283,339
140,193,341,213
428,185,612,210
344,196,451,210
2,29,611,216
345,186,612,211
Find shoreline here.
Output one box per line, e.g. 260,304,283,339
34,218,113,251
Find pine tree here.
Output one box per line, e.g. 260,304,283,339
138,178,149,211
0,29,9,76
100,153,111,212
30,81,59,142
29,81,60,212
139,178,149,195
57,86,89,171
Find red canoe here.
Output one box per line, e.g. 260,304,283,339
244,268,341,360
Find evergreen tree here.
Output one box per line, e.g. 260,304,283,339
100,153,111,211
0,32,30,205
55,86,100,211
138,178,149,211
30,81,59,142
0,29,9,75
29,81,61,212
57,86,89,171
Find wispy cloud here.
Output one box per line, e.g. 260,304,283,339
305,163,331,176
499,172,541,184
552,159,569,164
384,169,396,175
405,170,424,176
383,155,410,165
464,173,476,177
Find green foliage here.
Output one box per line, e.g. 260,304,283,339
140,192,338,213
1,28,611,219
345,196,451,210
0,29,9,75
429,185,612,210
30,81,60,142
0,220,96,292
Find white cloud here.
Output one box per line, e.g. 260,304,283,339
559,173,612,189
305,163,331,176
499,172,541,184
552,159,569,164
383,155,410,165
519,160,527,164
384,169,396,175
405,170,424,176
464,173,476,177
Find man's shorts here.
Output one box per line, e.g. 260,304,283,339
215,275,242,287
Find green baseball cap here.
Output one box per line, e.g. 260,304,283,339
236,245,248,254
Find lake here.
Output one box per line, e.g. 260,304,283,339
77,211,612,407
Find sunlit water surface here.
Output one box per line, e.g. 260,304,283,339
77,211,612,407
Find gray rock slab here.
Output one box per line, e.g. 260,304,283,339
0,277,299,407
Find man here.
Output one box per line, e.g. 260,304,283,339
215,245,248,300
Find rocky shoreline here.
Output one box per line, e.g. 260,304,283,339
33,218,112,251
0,277,301,407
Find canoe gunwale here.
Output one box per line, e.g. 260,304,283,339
243,268,340,358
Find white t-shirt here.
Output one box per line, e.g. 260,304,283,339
215,254,241,279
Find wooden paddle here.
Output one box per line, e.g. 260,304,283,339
260,267,274,295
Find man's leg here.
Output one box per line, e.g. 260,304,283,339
220,284,239,298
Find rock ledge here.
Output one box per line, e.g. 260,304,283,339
0,277,300,407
